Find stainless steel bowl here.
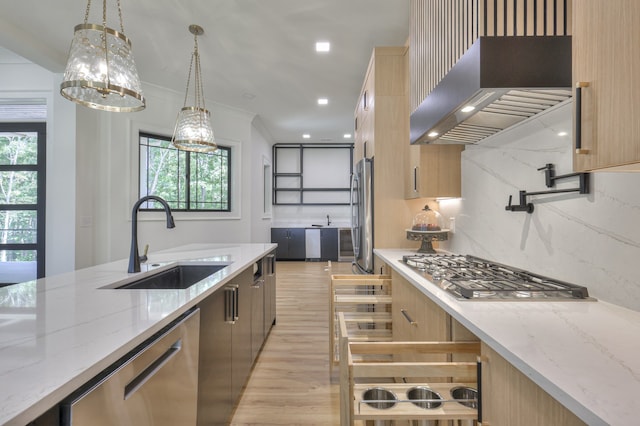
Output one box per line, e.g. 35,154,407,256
362,387,398,409
450,386,478,409
406,386,443,409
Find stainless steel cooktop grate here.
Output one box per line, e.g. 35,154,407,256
402,254,592,300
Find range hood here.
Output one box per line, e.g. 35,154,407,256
410,36,572,145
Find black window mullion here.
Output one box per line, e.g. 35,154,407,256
138,133,229,212
185,151,191,210
1,243,37,251
0,204,38,211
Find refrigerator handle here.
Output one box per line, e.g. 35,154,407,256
349,172,359,256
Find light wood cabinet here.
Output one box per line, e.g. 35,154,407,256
573,0,640,171
481,343,586,425
391,270,449,376
354,46,418,256
354,46,407,165
405,144,464,199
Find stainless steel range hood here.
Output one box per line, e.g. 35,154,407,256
410,36,572,145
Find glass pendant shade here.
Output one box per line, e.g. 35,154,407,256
60,1,145,112
172,24,217,152
172,106,217,152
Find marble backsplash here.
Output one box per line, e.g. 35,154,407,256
438,102,640,312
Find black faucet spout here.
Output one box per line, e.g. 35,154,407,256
128,195,175,273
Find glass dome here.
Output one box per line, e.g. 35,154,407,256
412,205,443,231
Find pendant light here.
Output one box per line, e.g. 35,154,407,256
171,25,217,153
60,0,145,112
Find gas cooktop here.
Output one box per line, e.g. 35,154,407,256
402,254,593,301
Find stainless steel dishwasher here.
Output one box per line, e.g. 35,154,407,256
60,308,200,426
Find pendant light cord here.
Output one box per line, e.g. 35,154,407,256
182,30,208,111
182,46,195,107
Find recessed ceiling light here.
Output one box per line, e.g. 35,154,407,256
557,131,568,137
317,98,328,105
428,131,439,138
343,134,352,139
461,105,475,113
315,42,330,52
302,134,311,139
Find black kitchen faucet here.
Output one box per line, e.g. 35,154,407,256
128,195,175,273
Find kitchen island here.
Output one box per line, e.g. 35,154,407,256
0,243,276,426
376,248,640,425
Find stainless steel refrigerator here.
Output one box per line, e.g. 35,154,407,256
350,158,374,274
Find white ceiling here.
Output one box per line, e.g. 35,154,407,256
0,0,410,143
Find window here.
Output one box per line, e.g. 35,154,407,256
139,133,230,211
0,122,46,284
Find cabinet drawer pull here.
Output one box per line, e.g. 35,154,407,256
477,357,483,423
575,82,591,155
225,286,237,323
413,166,418,192
234,286,239,321
124,339,182,400
401,309,417,326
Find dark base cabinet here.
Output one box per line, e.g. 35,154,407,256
320,228,338,261
264,253,276,334
272,227,339,261
197,251,276,426
271,228,306,260
197,268,252,426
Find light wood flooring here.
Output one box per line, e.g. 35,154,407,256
231,261,354,425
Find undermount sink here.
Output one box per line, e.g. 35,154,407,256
108,264,228,290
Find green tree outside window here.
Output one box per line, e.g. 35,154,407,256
139,133,230,211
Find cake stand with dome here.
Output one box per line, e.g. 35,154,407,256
406,205,449,254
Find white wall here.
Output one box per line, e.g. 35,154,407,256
272,205,351,227
2,50,274,273
438,102,640,312
250,121,275,243
74,82,273,267
0,58,76,276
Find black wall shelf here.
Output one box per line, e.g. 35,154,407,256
272,143,353,206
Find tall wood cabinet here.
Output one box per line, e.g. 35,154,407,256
573,0,640,171
354,47,407,165
353,47,416,255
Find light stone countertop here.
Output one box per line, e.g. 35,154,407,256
375,248,640,426
0,243,276,426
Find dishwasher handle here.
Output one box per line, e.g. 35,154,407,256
124,339,182,400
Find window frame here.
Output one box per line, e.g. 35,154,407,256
0,122,46,281
138,132,232,213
